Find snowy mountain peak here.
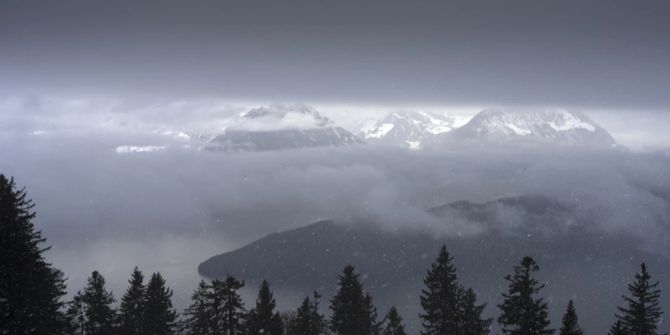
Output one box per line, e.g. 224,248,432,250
236,104,333,131
360,111,468,149
206,104,361,152
448,109,617,147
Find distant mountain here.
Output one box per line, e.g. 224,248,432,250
205,104,362,152
444,109,618,148
360,111,469,149
198,195,669,334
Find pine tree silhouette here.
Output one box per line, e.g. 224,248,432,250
246,280,284,335
143,272,179,335
288,291,326,335
559,300,583,335
609,320,627,335
381,307,407,335
82,271,117,335
183,280,214,335
65,291,87,335
329,265,379,335
0,174,67,334
118,266,146,335
210,275,246,335
497,257,554,335
420,245,490,335
616,263,664,335
419,245,462,335
460,288,492,335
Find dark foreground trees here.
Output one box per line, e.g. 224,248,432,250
498,256,554,335
0,174,67,334
287,291,327,335
559,300,583,335
382,306,407,335
144,272,179,335
118,267,146,335
3,173,669,335
81,271,117,335
246,280,284,335
419,245,491,335
614,262,664,335
183,280,214,335
329,265,380,335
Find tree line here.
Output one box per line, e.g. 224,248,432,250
0,174,665,334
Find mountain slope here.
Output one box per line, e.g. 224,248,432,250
360,111,468,149
205,104,362,152
444,109,618,148
198,195,669,334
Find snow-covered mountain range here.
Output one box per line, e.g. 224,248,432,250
445,109,618,148
117,106,619,153
359,111,469,149
205,104,362,152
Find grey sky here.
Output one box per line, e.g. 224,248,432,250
2,0,669,109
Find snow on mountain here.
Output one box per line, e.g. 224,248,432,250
115,145,166,154
445,109,618,148
360,111,469,149
206,104,362,152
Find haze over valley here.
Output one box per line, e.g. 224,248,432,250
2,1,669,334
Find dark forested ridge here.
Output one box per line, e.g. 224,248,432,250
198,215,669,333
1,175,667,334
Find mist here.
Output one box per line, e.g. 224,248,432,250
3,107,670,311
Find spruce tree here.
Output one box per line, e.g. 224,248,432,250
329,264,379,335
497,257,554,335
246,280,284,335
82,270,117,335
65,291,87,335
559,300,583,335
288,291,326,335
419,245,462,335
210,275,246,335
616,263,664,335
118,267,146,335
0,174,67,334
382,307,407,335
183,280,214,335
460,288,492,335
363,293,381,335
609,320,627,335
143,272,179,335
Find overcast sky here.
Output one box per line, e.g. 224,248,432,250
1,0,669,110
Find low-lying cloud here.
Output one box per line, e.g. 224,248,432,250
2,97,670,310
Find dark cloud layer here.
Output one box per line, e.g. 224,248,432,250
1,0,669,108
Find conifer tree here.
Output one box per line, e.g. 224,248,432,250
288,291,326,335
460,288,492,335
497,257,554,335
118,266,146,335
0,174,67,334
382,306,407,335
65,291,87,335
143,272,179,335
363,293,381,335
183,280,214,335
616,263,664,335
82,270,117,335
419,245,463,335
329,264,379,335
246,280,284,335
559,300,583,335
609,320,627,335
210,275,246,335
